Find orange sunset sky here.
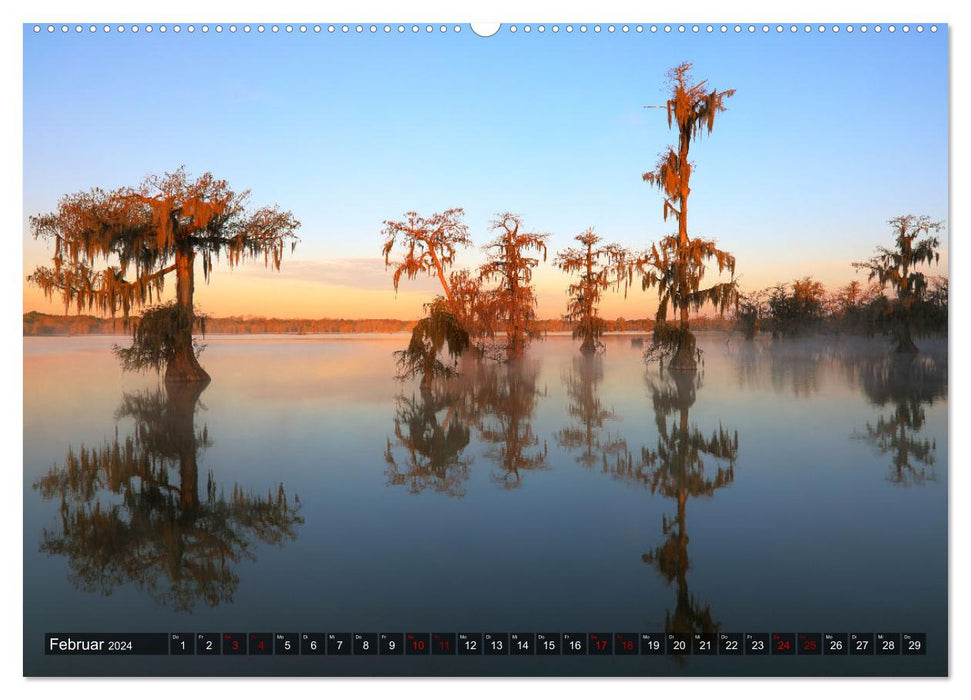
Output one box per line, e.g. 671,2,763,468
22,245,948,322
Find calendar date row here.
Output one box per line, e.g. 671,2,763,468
47,632,927,656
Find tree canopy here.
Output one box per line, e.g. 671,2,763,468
30,168,299,316
480,213,550,361
381,207,471,309
381,208,475,383
853,215,944,353
28,168,300,380
555,229,632,354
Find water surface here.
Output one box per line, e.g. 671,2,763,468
23,333,948,676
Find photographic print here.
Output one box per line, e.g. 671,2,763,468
22,20,948,677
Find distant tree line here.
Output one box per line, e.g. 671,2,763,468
23,310,675,337
23,312,408,336
735,216,947,351
735,274,947,342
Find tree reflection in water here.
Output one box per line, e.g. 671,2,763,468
384,383,472,498
732,337,828,397
640,370,737,664
854,354,946,486
555,355,627,469
472,359,549,488
384,358,548,493
604,371,738,664
581,367,736,664
34,381,303,612
728,337,946,487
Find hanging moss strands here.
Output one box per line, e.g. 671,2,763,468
381,208,471,311
555,228,633,355
393,298,472,385
852,215,944,354
28,168,300,381
639,63,738,370
479,212,550,361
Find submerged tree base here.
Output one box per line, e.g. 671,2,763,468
115,301,210,381
892,322,921,354
579,336,603,356
165,349,212,383
645,322,700,371
667,334,699,371
394,298,471,385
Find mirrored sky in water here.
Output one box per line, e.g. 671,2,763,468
23,333,947,675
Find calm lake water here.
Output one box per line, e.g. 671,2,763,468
23,332,948,676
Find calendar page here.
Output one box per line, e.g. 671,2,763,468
22,19,948,678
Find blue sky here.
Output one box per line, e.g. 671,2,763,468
22,23,948,318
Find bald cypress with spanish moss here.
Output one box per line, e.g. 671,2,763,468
28,168,300,382
555,228,632,355
639,63,738,370
381,208,476,383
479,213,550,361
852,215,944,354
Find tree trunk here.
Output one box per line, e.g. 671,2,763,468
420,359,435,388
580,334,597,355
508,274,523,361
669,128,698,372
165,249,211,383
429,250,456,311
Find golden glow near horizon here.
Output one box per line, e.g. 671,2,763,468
23,249,947,321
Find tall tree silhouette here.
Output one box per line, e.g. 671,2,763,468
480,213,550,361
639,63,738,370
33,383,302,611
29,169,300,382
853,215,944,353
555,229,632,354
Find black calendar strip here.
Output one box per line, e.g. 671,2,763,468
46,632,928,656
